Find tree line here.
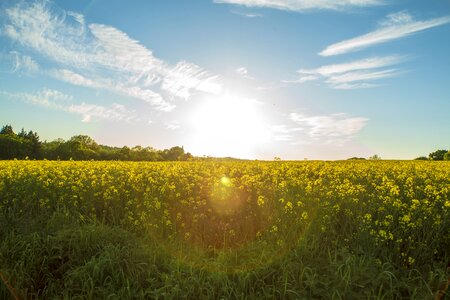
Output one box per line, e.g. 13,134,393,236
0,125,193,161
415,149,450,161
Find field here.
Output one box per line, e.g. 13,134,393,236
0,160,449,299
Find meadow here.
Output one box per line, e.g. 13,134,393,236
0,160,449,299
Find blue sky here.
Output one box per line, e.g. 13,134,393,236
0,0,449,159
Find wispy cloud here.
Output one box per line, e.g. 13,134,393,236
270,125,303,142
326,68,398,85
215,0,382,12
68,103,136,123
52,69,175,111
10,51,39,73
235,66,254,79
2,89,136,122
270,112,368,145
299,55,404,76
1,88,72,108
290,112,368,143
320,11,450,56
2,1,222,112
167,123,181,130
231,10,262,18
288,55,404,89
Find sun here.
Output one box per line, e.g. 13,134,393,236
188,95,269,158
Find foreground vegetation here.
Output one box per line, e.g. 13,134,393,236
0,160,449,299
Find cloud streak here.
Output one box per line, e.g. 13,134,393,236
290,55,404,89
2,89,136,122
320,11,450,56
215,0,383,12
2,1,222,112
10,51,39,73
290,112,368,142
270,112,368,146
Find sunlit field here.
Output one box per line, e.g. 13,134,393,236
1,160,449,299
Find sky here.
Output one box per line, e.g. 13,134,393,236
0,0,449,160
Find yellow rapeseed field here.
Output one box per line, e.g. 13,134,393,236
0,160,449,298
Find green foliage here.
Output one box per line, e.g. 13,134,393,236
429,149,448,161
444,151,450,161
414,156,429,160
0,124,191,161
0,125,14,135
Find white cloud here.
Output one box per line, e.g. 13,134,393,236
3,2,92,67
53,69,101,88
282,75,319,84
53,69,174,111
2,1,222,112
270,112,368,146
67,11,85,25
300,55,403,76
167,123,180,130
161,61,222,99
10,51,39,73
331,82,380,90
215,0,383,12
290,112,368,140
320,12,450,56
270,124,304,142
289,55,404,89
2,88,72,108
379,11,412,26
326,68,399,84
235,66,254,79
231,10,262,18
236,67,249,76
68,103,135,123
2,89,136,122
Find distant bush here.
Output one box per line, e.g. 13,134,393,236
414,156,428,161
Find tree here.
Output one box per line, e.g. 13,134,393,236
162,146,185,161
0,125,41,159
24,130,42,159
429,149,448,161
368,154,381,160
0,134,22,159
0,125,14,135
444,151,450,161
69,135,99,151
42,139,65,160
118,146,131,160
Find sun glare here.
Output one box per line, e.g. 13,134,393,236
189,95,269,158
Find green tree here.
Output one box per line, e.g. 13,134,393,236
69,135,100,151
162,146,185,161
0,125,14,135
429,149,448,161
42,139,65,160
118,146,131,160
0,134,22,159
23,130,42,159
444,151,450,161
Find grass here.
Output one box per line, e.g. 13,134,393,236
1,211,447,299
